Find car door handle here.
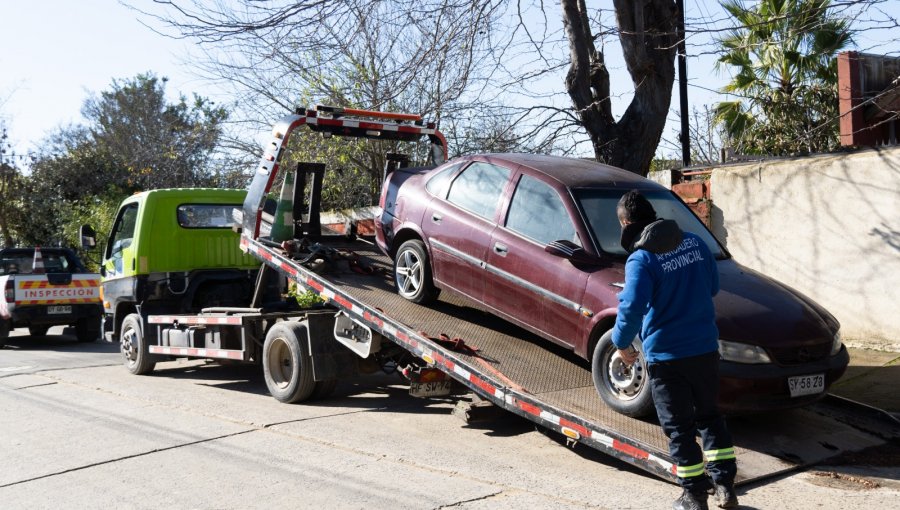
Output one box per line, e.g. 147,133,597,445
431,213,442,224
493,242,508,256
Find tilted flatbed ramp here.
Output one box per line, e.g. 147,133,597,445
242,236,900,485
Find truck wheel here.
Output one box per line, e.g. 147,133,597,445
263,321,316,403
0,318,9,348
121,313,156,375
28,325,49,337
591,330,655,418
394,239,440,304
75,317,100,343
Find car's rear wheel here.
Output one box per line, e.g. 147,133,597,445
394,239,440,304
591,330,655,418
28,325,49,337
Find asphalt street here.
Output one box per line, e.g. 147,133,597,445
1,326,898,509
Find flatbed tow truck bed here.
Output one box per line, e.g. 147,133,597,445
241,234,900,485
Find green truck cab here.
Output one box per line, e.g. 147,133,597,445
96,188,261,342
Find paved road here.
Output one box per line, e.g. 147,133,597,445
1,327,898,509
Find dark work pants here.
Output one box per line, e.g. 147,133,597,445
649,351,737,492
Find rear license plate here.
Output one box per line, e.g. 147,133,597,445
409,380,454,398
48,305,72,314
788,373,825,397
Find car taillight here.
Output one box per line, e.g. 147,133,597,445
378,180,389,210
4,279,13,303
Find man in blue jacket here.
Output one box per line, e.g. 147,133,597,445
612,191,737,510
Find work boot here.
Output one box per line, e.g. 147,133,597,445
673,489,710,510
713,483,738,508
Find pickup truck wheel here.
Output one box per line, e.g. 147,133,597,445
28,325,49,337
394,240,440,304
75,317,100,343
263,321,316,403
121,313,156,375
591,330,655,418
0,318,9,348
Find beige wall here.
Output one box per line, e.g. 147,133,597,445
709,147,900,350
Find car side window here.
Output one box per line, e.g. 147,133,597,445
506,174,580,246
425,162,465,199
446,162,510,220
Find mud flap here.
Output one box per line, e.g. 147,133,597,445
306,311,358,381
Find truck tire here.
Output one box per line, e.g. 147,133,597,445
121,313,156,375
28,325,49,337
75,317,101,343
263,321,316,403
591,330,655,418
393,239,440,304
0,318,9,348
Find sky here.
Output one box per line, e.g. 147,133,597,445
0,0,205,161
1,1,898,166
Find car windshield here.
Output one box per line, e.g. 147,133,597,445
575,189,726,259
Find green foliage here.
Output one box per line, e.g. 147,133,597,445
12,73,232,247
714,0,852,156
0,162,25,247
58,193,122,271
286,282,325,308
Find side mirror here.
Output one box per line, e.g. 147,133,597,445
80,225,97,250
544,240,600,265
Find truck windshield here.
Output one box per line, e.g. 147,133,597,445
574,189,726,259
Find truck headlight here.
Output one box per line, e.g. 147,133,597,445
830,330,843,356
718,339,772,364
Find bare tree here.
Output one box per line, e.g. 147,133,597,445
132,0,899,183
560,0,678,175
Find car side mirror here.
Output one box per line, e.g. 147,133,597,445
80,224,97,250
544,240,599,265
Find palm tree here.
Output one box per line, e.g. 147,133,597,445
714,0,852,156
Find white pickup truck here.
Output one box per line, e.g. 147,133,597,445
0,247,102,347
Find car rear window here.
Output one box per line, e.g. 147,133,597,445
575,189,725,258
0,250,76,274
177,204,239,228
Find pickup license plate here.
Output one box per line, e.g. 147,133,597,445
788,373,825,397
48,305,72,315
409,380,454,398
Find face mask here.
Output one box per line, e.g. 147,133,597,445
620,220,652,253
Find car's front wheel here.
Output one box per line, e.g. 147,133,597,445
591,330,655,418
393,239,440,304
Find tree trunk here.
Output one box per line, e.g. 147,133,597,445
562,0,678,176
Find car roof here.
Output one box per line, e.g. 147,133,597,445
463,153,665,191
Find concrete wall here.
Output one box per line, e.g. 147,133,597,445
709,147,900,350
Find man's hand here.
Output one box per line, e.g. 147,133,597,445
617,346,638,366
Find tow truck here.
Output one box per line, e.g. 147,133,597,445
92,105,900,485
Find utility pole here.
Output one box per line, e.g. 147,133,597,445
676,0,691,168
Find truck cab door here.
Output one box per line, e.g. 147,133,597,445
104,203,139,279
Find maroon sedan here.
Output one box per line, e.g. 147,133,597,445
375,153,848,417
